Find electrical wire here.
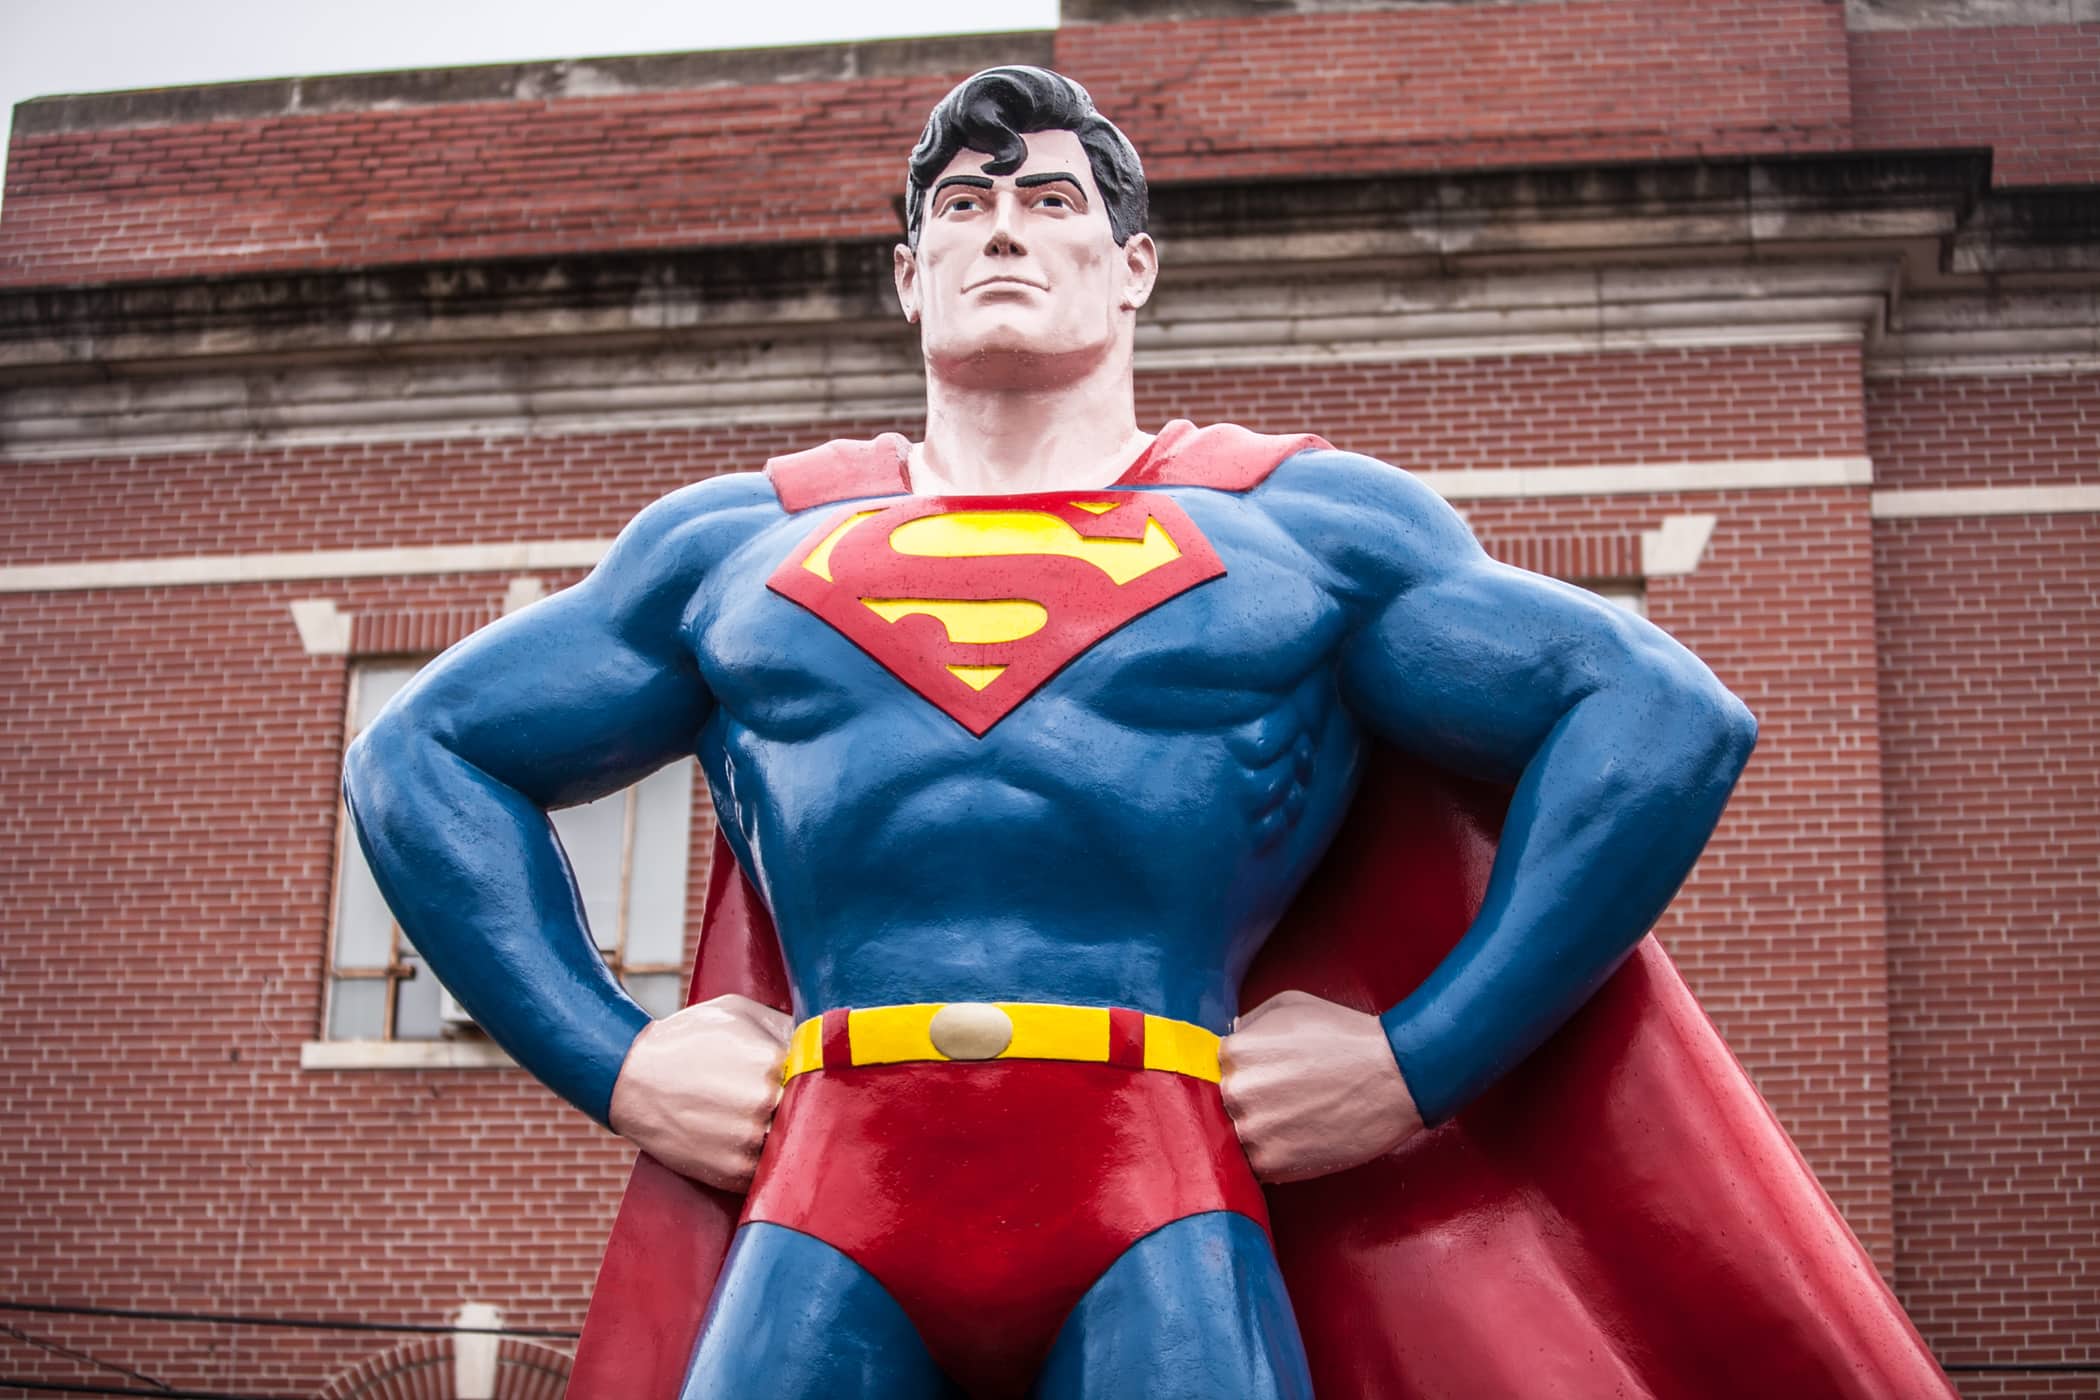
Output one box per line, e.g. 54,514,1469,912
0,1302,575,1341
1943,1363,2100,1374
8,1298,2092,1382
0,1380,304,1399
0,1327,170,1393
0,1295,586,1399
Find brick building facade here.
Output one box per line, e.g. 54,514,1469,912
1,1,2095,1395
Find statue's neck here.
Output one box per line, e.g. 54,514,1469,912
911,353,1150,497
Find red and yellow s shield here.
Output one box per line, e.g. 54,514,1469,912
767,492,1225,736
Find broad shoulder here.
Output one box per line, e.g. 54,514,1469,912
615,470,783,552
1244,447,1484,602
567,474,793,642
599,471,784,579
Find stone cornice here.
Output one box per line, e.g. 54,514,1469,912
1843,0,2100,30
2,151,2052,370
1159,150,1994,271
0,240,903,374
2,149,2095,458
1949,187,2100,274
1871,287,2100,375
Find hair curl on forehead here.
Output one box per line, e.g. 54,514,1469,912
905,66,1148,248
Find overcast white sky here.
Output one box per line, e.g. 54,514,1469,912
0,0,1060,211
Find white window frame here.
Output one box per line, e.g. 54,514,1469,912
307,657,693,1070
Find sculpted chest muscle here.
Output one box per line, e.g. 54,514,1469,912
687,484,1361,1022
702,488,1340,741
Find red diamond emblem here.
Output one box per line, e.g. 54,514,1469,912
767,492,1225,736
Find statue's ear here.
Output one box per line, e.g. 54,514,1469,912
893,244,922,324
1120,232,1159,312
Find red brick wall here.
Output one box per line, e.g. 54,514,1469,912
0,578,628,1389
0,422,902,567
0,0,1852,287
1484,481,1899,1267
1868,367,2100,1396
1876,509,2100,1396
1849,21,2100,186
1869,371,2100,489
1649,484,1895,1266
1140,343,1867,468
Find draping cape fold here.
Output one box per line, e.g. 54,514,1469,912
566,431,1953,1398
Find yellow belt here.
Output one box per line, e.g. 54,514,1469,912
782,1001,1222,1084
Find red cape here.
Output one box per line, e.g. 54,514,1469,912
568,430,1953,1398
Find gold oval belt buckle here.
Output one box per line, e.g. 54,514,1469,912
927,1002,1014,1060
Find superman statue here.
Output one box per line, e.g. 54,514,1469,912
344,67,1956,1398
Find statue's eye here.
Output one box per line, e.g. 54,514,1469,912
1038,193,1069,210
944,195,980,214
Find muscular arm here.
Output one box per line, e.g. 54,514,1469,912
1265,452,1757,1126
342,475,770,1125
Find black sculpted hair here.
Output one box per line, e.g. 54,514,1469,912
905,66,1147,248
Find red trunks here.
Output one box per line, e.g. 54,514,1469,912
740,1059,1269,1398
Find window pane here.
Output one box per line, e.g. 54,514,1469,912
325,660,706,1043
624,972,684,1021
625,762,695,967
328,978,386,1040
550,791,628,953
393,958,444,1040
331,826,395,970
352,662,420,733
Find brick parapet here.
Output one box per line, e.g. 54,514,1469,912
6,32,1056,138
0,0,1854,287
1849,20,2100,185
1061,0,1852,182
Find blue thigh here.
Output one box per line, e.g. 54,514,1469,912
681,1221,963,1400
1029,1210,1313,1400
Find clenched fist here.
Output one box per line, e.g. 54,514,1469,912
608,992,791,1192
1220,989,1424,1183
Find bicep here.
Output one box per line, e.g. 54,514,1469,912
378,502,716,809
393,589,708,809
1260,448,1715,783
1339,554,1669,785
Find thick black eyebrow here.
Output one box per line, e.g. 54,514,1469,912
931,175,996,199
1015,172,1085,195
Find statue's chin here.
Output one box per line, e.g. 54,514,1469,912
923,328,1113,392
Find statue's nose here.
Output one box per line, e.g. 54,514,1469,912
984,195,1026,256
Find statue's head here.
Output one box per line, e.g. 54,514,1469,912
894,67,1158,387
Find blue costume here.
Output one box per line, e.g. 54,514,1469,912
345,422,1759,1395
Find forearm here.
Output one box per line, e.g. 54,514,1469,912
1379,677,1755,1124
344,719,650,1126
